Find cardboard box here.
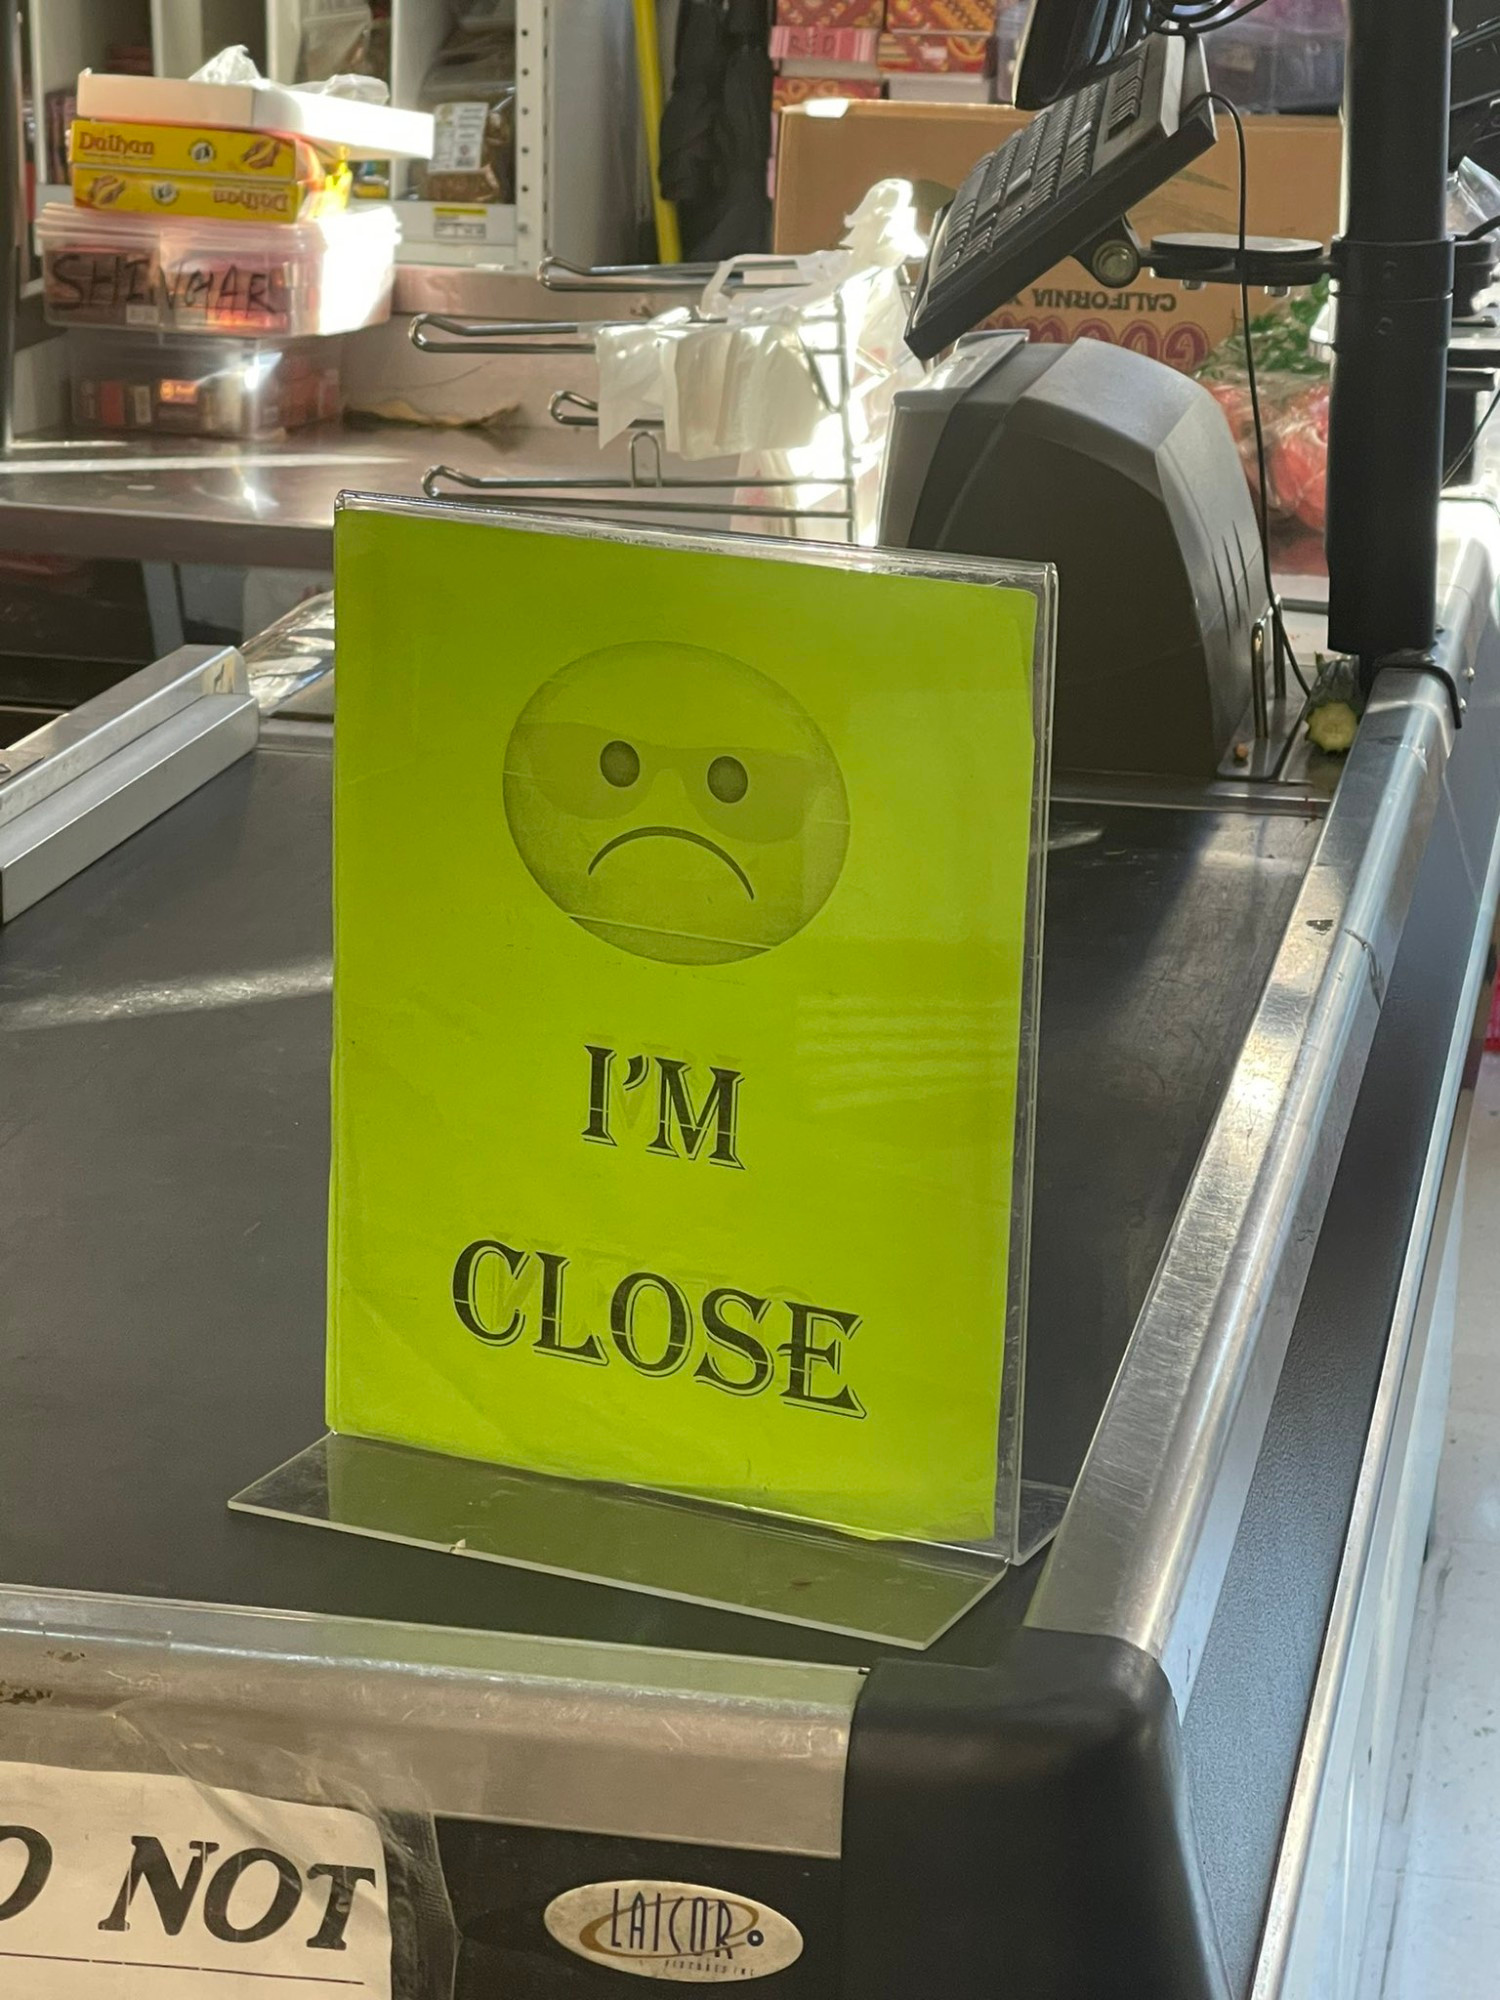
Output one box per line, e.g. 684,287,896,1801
776,25,880,70
771,77,885,200
886,73,993,100
773,99,1342,372
778,60,884,79
774,75,886,108
886,0,998,29
879,30,995,71
69,118,333,181
772,76,885,195
75,69,433,163
72,163,351,224
774,0,883,23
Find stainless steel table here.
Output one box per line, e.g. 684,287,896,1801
0,423,742,569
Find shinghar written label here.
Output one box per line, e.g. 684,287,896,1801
0,1763,390,1998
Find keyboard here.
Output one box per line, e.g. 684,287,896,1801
904,33,1215,360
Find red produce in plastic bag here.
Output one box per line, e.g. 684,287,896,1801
1270,382,1329,532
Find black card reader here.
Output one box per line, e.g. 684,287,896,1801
879,331,1266,781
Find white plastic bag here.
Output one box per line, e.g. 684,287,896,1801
591,180,928,467
190,44,389,104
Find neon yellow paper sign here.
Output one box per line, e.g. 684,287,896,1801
329,504,1051,1542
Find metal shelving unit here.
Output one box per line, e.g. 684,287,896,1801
389,0,643,272
21,0,645,276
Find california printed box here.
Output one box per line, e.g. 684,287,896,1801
319,504,1055,1555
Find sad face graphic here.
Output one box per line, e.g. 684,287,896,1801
504,642,850,965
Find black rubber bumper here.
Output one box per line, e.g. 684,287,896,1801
843,1628,1228,2000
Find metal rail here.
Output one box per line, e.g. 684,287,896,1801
1250,857,1495,1998
1027,660,1460,1704
0,644,258,923
0,1585,860,1856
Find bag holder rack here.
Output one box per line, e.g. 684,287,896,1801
409,255,860,541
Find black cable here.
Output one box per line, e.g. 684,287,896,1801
1191,89,1313,697
1446,383,1500,484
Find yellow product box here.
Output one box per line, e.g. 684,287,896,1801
68,118,338,183
72,162,352,225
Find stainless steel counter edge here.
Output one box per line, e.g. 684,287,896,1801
1249,818,1498,2000
1026,517,1498,1707
0,645,244,826
0,1584,860,1856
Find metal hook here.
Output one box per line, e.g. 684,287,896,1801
417,264,860,538
410,314,595,355
629,430,666,487
549,390,601,428
539,254,716,293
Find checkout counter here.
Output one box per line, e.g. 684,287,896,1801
1,6,1498,1993
0,474,1497,1995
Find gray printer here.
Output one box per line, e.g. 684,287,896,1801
879,332,1268,780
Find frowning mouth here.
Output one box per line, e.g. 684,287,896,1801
588,825,755,899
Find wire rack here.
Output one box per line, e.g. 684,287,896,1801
409,255,860,541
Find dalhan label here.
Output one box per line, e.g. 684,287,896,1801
544,1879,803,1983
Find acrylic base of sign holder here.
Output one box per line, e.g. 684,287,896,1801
231,507,1059,1650
232,1433,1010,1649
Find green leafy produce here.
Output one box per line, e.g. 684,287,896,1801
1199,277,1331,383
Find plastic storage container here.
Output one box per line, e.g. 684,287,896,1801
67,331,344,438
38,202,398,337
1206,11,1345,111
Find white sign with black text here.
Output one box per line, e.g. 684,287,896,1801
0,1762,391,1997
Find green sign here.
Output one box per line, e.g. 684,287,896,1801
330,505,1042,1541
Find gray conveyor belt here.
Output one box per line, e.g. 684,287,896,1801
0,724,1319,1670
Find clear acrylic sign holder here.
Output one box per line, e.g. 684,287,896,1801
232,512,1059,1652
